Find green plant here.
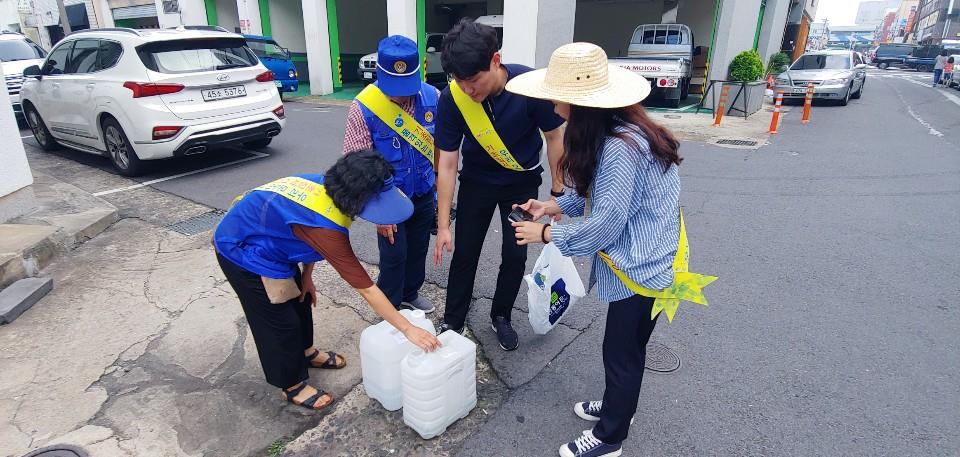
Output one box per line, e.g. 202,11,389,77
729,50,764,82
267,438,291,457
766,52,791,75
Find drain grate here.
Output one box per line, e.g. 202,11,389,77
166,210,225,236
645,342,681,373
716,138,759,146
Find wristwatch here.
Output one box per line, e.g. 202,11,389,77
550,189,565,198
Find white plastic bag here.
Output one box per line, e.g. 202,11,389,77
525,243,586,334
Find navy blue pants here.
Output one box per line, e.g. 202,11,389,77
593,294,659,444
377,191,436,307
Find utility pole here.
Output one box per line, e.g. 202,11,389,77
56,0,72,35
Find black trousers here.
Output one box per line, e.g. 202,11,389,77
443,178,539,328
217,254,312,389
593,294,659,444
377,191,436,307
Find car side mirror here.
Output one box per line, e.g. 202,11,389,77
427,46,437,53
23,65,41,78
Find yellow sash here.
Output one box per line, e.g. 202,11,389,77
355,85,435,165
597,211,717,322
449,81,532,171
243,177,352,228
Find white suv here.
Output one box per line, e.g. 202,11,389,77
0,31,47,119
20,27,285,176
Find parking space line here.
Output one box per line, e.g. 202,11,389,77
92,150,269,197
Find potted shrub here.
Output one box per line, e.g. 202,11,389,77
726,50,766,117
766,52,791,76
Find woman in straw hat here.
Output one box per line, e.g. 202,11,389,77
507,42,683,457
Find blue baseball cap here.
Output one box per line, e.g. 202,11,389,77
358,176,414,225
377,35,421,97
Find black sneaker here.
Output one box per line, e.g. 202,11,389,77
574,401,634,424
438,321,464,335
491,316,519,351
559,429,622,457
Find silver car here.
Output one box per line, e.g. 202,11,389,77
774,50,867,106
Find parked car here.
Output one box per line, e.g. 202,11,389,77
774,50,867,106
20,27,285,176
0,31,47,119
609,23,695,108
243,34,299,94
358,32,447,87
947,54,960,89
871,43,916,69
904,44,960,72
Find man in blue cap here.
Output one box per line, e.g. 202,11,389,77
214,150,441,411
343,35,440,314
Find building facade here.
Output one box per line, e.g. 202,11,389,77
915,0,960,43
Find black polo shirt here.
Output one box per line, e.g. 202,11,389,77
435,64,565,186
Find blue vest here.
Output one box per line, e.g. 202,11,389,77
213,174,348,279
359,81,437,198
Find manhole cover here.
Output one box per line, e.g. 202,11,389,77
22,445,89,457
645,342,681,373
716,138,758,146
166,210,225,236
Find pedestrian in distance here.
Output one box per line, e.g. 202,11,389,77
933,50,948,87
942,56,954,87
343,35,439,314
432,18,567,351
507,42,683,457
213,150,441,412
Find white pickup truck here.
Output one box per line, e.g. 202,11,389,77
609,24,695,108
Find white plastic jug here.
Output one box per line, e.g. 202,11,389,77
400,330,477,439
359,309,436,411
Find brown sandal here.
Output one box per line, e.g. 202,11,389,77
282,383,334,411
306,349,347,369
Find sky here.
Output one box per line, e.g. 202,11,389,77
815,0,864,26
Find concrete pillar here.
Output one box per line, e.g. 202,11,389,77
387,0,417,41
93,0,115,28
0,64,35,223
704,0,762,110
302,0,334,95
709,0,763,82
238,0,263,35
756,0,792,65
502,0,576,68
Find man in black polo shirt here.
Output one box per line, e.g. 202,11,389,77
432,19,565,351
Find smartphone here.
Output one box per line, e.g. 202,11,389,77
508,207,534,223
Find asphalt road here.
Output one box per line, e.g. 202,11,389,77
18,68,960,455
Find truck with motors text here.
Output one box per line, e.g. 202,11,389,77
608,23,696,108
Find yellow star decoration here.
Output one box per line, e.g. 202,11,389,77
598,211,717,322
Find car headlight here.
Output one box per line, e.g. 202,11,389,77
775,77,790,85
288,69,296,79
822,78,848,85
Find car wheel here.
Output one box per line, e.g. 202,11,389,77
243,138,273,149
852,80,864,99
102,117,146,177
878,62,889,70
25,105,59,151
918,64,931,72
839,86,851,106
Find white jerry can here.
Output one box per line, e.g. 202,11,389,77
359,309,436,411
400,330,477,439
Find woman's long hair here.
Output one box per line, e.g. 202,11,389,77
560,103,682,197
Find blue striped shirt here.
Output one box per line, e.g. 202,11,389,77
550,126,680,303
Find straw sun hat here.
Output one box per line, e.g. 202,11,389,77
505,42,651,108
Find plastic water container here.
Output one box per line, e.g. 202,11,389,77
359,309,436,411
400,330,477,439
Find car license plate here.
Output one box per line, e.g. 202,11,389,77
274,81,282,88
201,85,247,102
363,72,373,79
793,87,806,94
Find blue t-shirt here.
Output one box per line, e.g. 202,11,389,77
435,64,565,186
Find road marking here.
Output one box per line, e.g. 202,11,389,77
905,105,944,137
939,89,960,108
92,150,269,197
